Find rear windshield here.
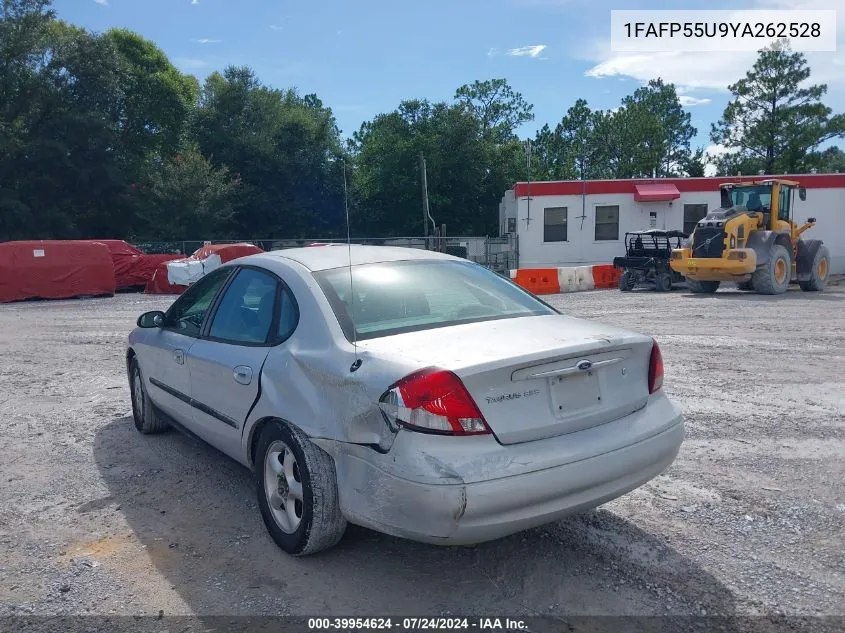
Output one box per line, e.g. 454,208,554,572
313,260,557,341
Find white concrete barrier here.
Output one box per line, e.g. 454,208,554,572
574,266,596,292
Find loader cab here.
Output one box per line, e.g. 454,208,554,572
720,181,800,230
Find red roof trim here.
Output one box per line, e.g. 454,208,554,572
634,183,680,202
513,174,845,198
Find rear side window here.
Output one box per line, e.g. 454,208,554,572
313,260,556,341
208,268,278,344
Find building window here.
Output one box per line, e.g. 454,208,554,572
595,205,619,241
683,204,708,234
543,207,567,242
507,217,516,233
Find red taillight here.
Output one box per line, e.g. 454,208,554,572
648,341,664,394
379,368,491,435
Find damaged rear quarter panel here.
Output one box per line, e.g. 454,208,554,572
239,257,428,462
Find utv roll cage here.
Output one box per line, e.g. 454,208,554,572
613,229,689,292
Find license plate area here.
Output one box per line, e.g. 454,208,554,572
549,371,602,418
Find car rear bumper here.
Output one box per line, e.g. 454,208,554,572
328,394,684,546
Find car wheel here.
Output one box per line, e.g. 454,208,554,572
256,421,347,556
129,358,169,434
618,270,635,291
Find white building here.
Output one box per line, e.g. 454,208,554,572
499,174,845,275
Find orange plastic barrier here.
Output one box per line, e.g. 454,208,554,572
591,264,620,289
513,268,561,295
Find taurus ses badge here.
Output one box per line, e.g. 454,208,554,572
576,360,593,372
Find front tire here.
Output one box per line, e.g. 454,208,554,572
752,243,791,295
256,421,347,556
129,358,169,434
799,245,830,292
618,270,636,291
687,279,720,293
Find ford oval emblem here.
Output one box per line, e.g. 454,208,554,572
576,360,593,371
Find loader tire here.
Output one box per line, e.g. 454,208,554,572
799,245,830,292
752,244,791,295
736,280,754,291
687,279,720,294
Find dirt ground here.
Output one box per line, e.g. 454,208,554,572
1,285,844,626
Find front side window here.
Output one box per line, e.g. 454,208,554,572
164,267,233,337
208,268,279,344
314,260,557,342
778,186,791,221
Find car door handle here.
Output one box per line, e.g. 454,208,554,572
173,349,185,365
233,365,253,385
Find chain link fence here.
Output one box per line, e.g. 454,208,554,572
131,235,519,274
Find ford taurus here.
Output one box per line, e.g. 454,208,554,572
126,245,684,556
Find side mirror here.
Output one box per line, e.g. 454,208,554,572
137,310,165,328
807,217,816,223
799,187,807,201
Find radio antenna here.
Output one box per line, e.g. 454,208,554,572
343,156,362,373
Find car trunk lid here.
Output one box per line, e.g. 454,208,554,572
358,314,654,445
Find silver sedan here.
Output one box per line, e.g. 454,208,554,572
126,245,684,556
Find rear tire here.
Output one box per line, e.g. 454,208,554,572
618,270,636,292
752,243,791,295
799,245,830,292
129,358,169,434
654,272,672,292
687,279,720,293
256,421,347,556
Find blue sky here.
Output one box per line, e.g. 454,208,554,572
55,0,844,166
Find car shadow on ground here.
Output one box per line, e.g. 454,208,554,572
94,415,740,626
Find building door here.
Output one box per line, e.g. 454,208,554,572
644,206,669,230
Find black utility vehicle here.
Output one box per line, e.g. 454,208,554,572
613,229,688,292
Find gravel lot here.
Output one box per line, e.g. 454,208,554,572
1,285,844,628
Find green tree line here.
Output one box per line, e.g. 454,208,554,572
2,0,843,241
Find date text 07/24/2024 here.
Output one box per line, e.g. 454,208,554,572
307,617,528,631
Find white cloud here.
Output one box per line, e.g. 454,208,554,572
585,50,760,91
583,0,845,100
191,0,200,4
175,58,209,70
507,45,547,58
488,48,499,57
191,38,221,44
93,0,108,5
269,24,284,31
702,143,740,176
679,95,712,107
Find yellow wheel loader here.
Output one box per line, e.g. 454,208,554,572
670,179,831,295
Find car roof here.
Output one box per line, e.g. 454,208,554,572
248,244,462,272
